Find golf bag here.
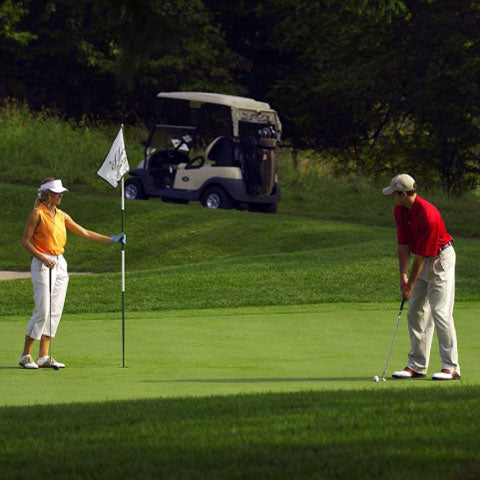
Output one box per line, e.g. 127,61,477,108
239,136,278,195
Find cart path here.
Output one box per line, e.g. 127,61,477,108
0,271,92,281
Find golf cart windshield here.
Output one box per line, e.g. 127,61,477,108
145,125,197,156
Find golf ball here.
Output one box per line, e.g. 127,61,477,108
373,375,379,382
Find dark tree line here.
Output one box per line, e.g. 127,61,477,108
1,0,242,123
1,0,480,194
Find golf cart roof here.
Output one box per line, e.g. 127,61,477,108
157,91,282,139
157,92,273,111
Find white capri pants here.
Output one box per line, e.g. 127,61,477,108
26,254,69,340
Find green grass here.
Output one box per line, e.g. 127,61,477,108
1,303,480,479
1,388,479,480
1,102,480,236
1,232,479,317
280,170,480,237
2,302,480,405
0,102,145,193
1,182,479,316
2,105,480,479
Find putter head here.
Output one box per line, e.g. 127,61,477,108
51,364,60,371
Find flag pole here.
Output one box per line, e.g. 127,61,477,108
96,123,129,368
121,125,126,368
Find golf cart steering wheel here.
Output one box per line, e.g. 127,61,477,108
173,140,188,152
186,155,205,169
173,134,194,153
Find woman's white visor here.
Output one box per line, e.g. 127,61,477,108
38,179,68,194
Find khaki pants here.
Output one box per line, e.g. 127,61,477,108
406,246,459,374
26,255,69,340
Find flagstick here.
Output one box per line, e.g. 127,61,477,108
121,124,126,368
97,123,128,367
121,152,126,368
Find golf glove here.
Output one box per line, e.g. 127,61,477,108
110,233,126,245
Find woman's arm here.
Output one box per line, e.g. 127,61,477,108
21,209,56,268
65,214,112,244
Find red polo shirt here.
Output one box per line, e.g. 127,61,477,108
394,196,452,257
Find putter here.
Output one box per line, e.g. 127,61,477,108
49,268,59,371
375,299,405,382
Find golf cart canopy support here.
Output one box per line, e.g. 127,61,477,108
157,91,282,140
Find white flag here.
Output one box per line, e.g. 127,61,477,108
97,127,130,188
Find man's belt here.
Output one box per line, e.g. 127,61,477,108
438,239,454,255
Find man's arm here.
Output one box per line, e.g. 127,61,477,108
397,243,411,289
402,254,425,299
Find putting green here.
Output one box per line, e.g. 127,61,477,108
1,302,478,406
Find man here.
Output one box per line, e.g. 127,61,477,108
382,173,460,380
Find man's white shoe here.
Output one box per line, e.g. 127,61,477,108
19,355,38,369
37,356,65,369
392,367,425,379
432,369,460,381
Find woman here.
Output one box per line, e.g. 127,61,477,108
19,177,125,369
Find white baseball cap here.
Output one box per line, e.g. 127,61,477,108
38,179,68,195
382,174,416,195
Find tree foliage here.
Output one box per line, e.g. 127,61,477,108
2,0,242,122
1,0,479,194
259,0,480,193
0,0,36,45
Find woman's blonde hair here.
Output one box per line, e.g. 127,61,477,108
34,176,57,207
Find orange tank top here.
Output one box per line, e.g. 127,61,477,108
32,203,67,255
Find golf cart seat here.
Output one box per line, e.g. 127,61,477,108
149,151,169,174
169,150,190,165
148,151,179,188
206,136,235,166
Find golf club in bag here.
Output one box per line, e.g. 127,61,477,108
49,268,59,371
374,299,405,382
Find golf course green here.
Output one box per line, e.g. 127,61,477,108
1,111,479,478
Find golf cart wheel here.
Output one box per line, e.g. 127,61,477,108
201,186,233,209
124,178,147,200
248,203,277,214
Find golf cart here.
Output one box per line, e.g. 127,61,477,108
124,92,282,213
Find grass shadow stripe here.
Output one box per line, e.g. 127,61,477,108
140,376,369,384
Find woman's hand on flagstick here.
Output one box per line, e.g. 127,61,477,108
110,233,126,246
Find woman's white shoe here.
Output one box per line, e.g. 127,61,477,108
19,355,39,369
37,356,65,368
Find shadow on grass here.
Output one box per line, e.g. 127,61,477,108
141,377,369,383
1,386,479,480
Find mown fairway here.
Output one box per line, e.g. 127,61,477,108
1,303,480,479
2,302,480,406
